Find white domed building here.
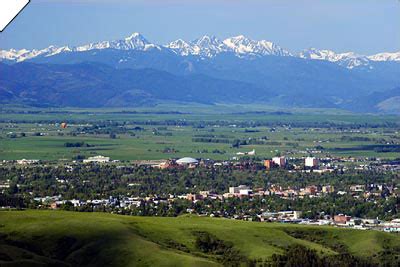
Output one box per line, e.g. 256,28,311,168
176,157,199,165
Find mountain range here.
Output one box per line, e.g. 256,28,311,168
1,33,399,113
1,32,399,68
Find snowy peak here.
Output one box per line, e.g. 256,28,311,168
299,48,370,69
193,35,222,47
223,35,291,57
120,32,152,50
167,35,291,58
0,46,72,62
167,39,191,49
167,35,227,58
192,35,227,57
0,49,32,62
368,52,400,62
76,32,159,52
0,32,162,62
125,32,145,41
166,39,196,56
299,48,338,61
1,33,399,69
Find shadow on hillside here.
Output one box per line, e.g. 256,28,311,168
0,227,130,267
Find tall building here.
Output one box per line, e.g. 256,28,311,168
264,159,273,170
272,156,286,167
305,157,318,168
229,185,250,194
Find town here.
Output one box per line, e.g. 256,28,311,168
1,153,399,233
1,1,400,265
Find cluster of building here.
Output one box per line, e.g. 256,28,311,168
27,192,400,233
264,156,325,170
257,211,400,232
219,184,336,199
180,184,334,202
4,154,399,174
33,195,141,210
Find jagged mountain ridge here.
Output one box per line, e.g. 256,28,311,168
1,33,399,113
1,32,399,69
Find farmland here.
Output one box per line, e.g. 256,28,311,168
1,104,399,161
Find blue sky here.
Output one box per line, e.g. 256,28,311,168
0,0,399,54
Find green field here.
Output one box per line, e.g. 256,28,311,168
0,210,399,266
1,105,399,161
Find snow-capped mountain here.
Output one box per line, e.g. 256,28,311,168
223,35,292,57
167,39,196,56
75,32,161,52
167,35,228,58
299,48,400,69
0,32,399,70
191,35,228,57
299,48,371,69
0,33,160,63
0,46,72,62
367,52,400,62
166,35,291,58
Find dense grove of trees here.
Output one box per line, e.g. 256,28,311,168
64,142,91,147
269,245,372,267
2,164,397,196
2,116,399,129
194,233,399,266
194,231,248,265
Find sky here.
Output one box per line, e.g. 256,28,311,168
0,0,399,55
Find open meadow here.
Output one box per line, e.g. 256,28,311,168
1,104,399,161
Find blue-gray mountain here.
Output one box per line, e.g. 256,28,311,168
1,33,399,113
0,62,268,107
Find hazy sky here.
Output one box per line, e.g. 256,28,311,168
0,0,399,54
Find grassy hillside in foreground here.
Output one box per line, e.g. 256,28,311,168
0,211,399,266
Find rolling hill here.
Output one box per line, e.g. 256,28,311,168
0,211,399,266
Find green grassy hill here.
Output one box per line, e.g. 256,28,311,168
0,211,399,266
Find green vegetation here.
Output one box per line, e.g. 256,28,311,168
0,210,399,266
1,165,399,220
1,105,399,161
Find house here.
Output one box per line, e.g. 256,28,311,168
239,189,253,196
186,193,203,201
258,210,302,222
304,185,318,195
229,185,250,194
50,202,60,209
334,214,351,224
322,185,335,193
350,185,365,192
